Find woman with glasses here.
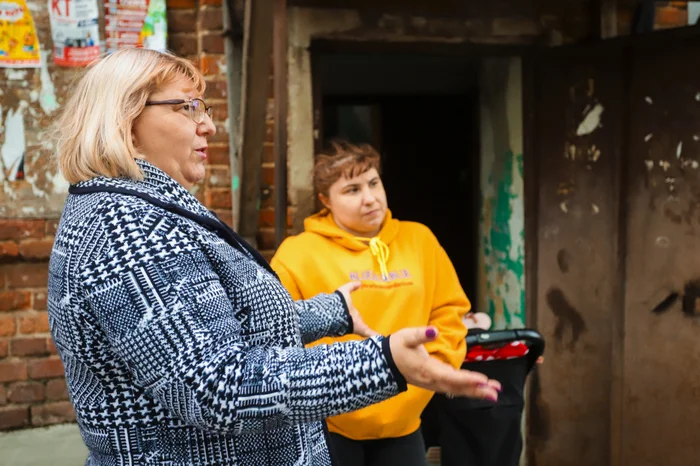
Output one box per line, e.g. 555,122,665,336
47,48,500,466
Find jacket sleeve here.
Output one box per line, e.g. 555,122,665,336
423,238,469,369
80,206,405,435
271,252,352,344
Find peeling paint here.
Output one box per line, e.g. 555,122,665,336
0,102,28,181
39,52,59,115
576,103,604,136
5,69,28,80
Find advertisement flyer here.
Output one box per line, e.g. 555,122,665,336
48,0,100,67
0,0,41,68
105,0,166,53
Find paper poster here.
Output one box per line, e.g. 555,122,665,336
48,0,100,67
105,0,166,53
0,0,41,68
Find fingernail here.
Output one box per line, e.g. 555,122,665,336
425,328,437,339
488,395,498,402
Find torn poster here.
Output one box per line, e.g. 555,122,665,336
48,0,100,67
0,0,41,68
105,0,166,53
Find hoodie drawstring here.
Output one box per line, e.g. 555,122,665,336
355,236,390,280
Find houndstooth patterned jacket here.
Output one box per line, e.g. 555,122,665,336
48,160,406,466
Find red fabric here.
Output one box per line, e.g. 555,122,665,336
465,341,529,362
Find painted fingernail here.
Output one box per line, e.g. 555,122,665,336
425,328,437,339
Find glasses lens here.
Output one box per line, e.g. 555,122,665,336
191,99,205,123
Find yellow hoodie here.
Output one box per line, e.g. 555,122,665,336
270,209,469,440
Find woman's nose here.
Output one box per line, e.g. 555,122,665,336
197,114,216,137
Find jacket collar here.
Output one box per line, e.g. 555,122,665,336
72,159,214,219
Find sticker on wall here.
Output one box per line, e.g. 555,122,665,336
105,0,166,53
48,0,100,67
0,0,41,68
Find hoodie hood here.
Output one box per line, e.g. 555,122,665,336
304,209,400,280
303,209,400,251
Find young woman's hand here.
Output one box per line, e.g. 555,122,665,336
389,326,501,401
336,281,379,338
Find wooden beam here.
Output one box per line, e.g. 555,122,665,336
273,0,289,248
238,0,274,247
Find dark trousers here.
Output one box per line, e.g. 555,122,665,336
329,430,429,466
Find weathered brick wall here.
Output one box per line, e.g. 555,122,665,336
0,0,234,431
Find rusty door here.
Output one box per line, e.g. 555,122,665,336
621,38,700,466
526,46,625,466
526,32,700,466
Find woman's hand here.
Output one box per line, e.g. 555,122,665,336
390,326,501,401
336,281,379,338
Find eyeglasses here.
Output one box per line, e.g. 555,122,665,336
145,98,213,124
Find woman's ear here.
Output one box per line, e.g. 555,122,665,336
318,193,331,211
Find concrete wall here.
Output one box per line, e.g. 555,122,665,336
478,57,525,329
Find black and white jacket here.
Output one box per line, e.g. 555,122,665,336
48,160,406,466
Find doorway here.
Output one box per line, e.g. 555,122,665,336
316,52,480,300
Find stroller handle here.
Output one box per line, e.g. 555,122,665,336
465,328,545,372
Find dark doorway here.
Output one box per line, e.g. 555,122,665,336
316,52,480,300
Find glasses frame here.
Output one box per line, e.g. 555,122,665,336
144,98,213,124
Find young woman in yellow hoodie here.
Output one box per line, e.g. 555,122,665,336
271,140,476,466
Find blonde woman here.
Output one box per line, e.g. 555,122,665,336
47,48,501,466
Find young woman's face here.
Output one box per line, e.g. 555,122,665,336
132,75,216,189
320,168,388,237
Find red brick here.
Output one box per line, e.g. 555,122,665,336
213,210,233,228
265,120,274,144
199,6,223,30
0,385,6,405
46,378,69,401
207,166,230,188
209,124,230,144
0,220,45,240
0,406,29,430
11,337,48,357
18,312,49,334
0,241,19,261
0,317,15,337
200,0,221,6
655,5,687,28
165,0,195,9
167,8,196,33
207,188,232,209
45,220,59,236
205,79,228,99
28,358,65,380
211,103,228,122
0,269,4,289
46,338,57,355
200,54,224,76
262,143,274,164
258,208,294,229
0,361,27,383
8,382,45,403
262,166,275,187
206,145,230,166
6,262,49,289
18,238,54,260
30,401,76,427
33,291,47,310
0,340,8,358
169,33,198,56
0,291,31,312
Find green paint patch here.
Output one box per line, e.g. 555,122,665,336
232,176,240,191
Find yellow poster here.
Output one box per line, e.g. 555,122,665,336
0,0,41,68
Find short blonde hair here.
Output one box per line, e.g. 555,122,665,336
51,48,206,184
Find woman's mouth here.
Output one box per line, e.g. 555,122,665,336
195,147,208,159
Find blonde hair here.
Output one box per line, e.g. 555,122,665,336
51,48,206,184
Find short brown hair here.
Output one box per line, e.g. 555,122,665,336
313,140,381,197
